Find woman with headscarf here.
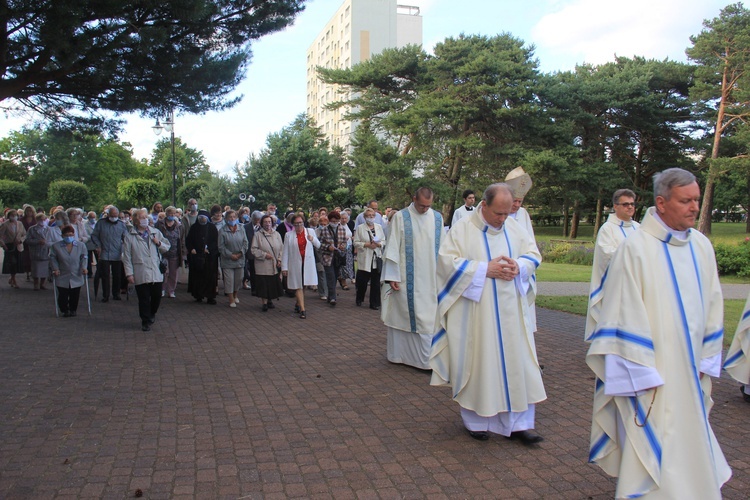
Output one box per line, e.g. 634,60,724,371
0,208,27,288
50,224,88,317
218,210,248,308
156,206,184,298
251,214,283,312
185,209,219,304
25,212,51,291
281,214,320,319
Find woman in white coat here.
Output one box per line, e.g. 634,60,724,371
123,208,170,331
281,214,320,319
353,207,386,310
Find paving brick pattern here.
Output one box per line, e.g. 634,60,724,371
0,279,748,499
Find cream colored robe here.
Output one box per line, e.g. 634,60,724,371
586,213,640,339
430,210,545,418
380,204,443,369
724,291,750,384
586,207,730,499
510,206,539,332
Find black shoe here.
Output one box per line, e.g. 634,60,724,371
262,304,268,312
62,311,71,318
356,300,362,307
741,386,750,403
329,300,336,307
370,305,380,311
112,296,121,301
294,305,300,313
468,430,489,441
142,322,151,332
507,430,544,446
267,301,275,309
101,297,109,303
195,297,203,302
148,316,155,325
69,311,77,317
206,299,217,305
299,311,306,319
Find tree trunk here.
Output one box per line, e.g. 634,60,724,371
562,203,569,238
593,196,603,237
698,63,729,235
570,199,580,239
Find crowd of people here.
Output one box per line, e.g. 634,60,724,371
0,199,395,327
2,166,750,499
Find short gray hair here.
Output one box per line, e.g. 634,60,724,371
482,183,513,206
653,168,696,201
612,189,636,206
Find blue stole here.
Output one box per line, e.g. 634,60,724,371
401,208,443,333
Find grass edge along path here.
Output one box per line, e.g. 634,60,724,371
536,295,745,347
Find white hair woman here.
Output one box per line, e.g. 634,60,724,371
218,209,248,308
122,208,170,331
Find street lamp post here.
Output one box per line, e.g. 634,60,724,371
152,109,177,207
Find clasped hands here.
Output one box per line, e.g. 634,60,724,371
486,256,518,281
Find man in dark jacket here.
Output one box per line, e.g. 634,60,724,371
91,206,128,302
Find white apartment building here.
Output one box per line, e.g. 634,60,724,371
306,0,422,152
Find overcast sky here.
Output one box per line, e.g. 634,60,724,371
0,0,731,177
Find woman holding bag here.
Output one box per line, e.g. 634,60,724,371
251,214,284,312
353,207,386,310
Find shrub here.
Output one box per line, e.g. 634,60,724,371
538,240,595,266
47,180,90,208
117,179,162,208
715,240,750,277
0,180,30,207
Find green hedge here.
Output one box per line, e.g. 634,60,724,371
715,240,750,277
537,241,595,266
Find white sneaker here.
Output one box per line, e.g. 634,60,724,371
161,290,166,297
169,292,175,298
229,302,236,308
234,297,240,304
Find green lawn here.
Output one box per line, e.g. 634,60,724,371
537,262,749,285
536,295,746,347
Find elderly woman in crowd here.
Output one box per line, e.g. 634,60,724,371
123,208,170,331
185,209,219,304
66,208,89,245
47,209,69,246
21,205,36,281
251,214,284,312
353,207,386,310
156,206,184,298
218,209,248,308
25,212,51,291
0,208,27,288
282,214,320,319
50,224,88,317
339,210,355,288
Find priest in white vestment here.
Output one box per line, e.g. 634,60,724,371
430,183,546,444
450,189,476,227
724,291,750,402
505,167,539,333
381,188,444,369
585,189,640,340
586,168,731,499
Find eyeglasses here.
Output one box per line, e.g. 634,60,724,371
293,222,305,226
617,202,636,208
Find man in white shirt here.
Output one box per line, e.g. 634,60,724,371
450,189,476,227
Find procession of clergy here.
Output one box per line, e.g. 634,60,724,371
380,166,750,499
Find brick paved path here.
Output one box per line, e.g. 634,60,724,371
0,280,748,499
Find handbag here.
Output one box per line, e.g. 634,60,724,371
367,227,383,272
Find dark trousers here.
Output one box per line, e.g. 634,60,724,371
57,286,81,313
324,265,337,302
99,259,122,299
355,269,381,307
87,250,95,276
135,282,162,324
244,257,257,290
